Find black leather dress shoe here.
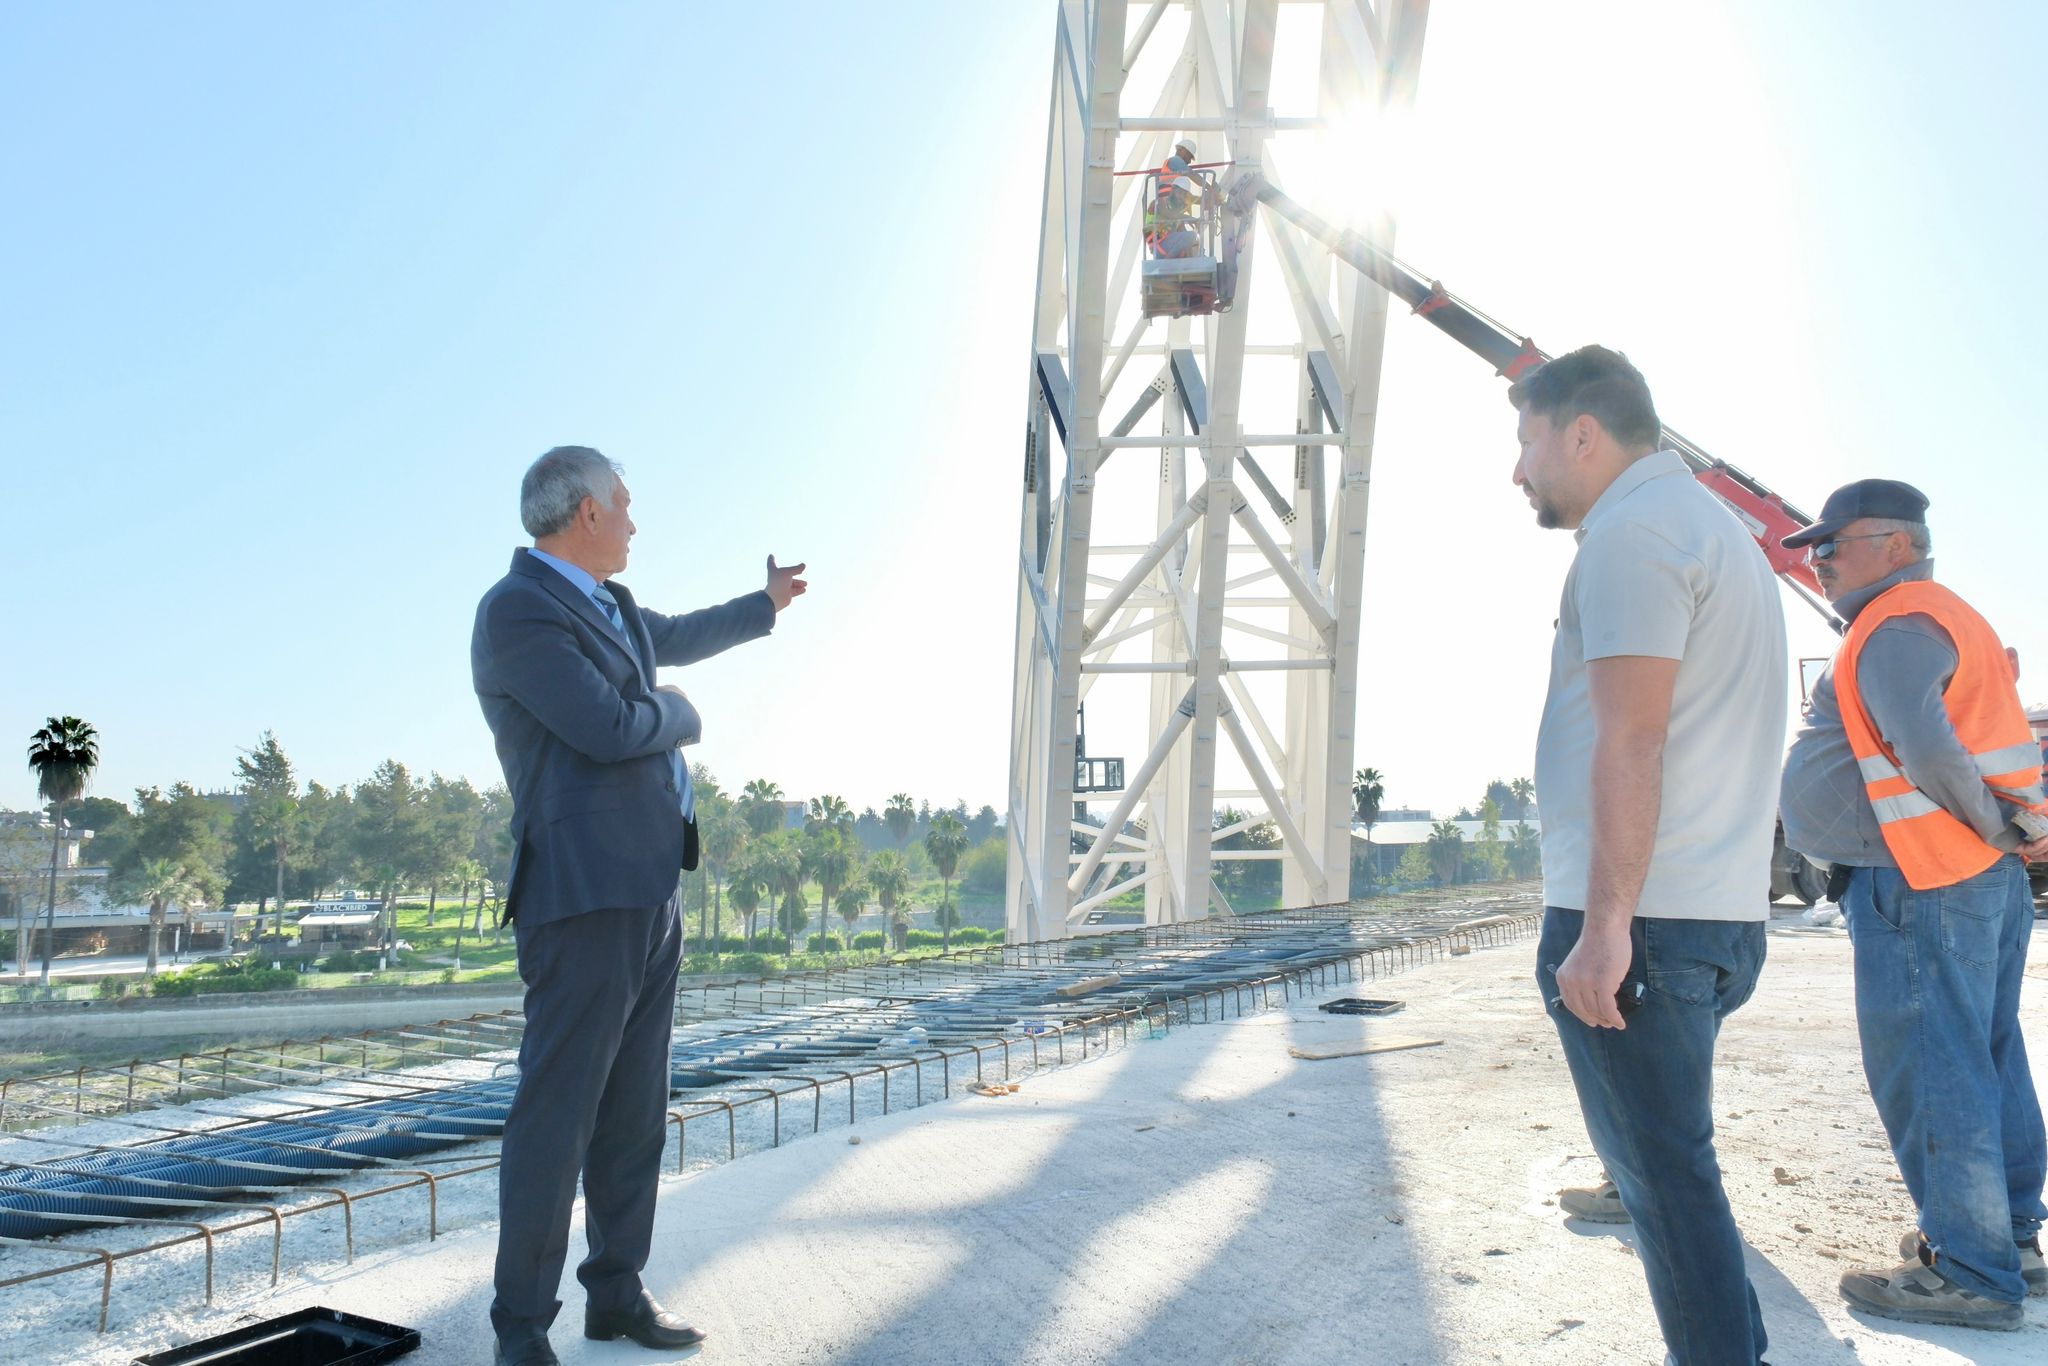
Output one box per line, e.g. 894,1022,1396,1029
584,1290,708,1350
492,1329,560,1366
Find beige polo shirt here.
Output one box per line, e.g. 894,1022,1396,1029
1533,451,1789,921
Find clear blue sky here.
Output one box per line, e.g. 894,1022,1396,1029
4,2,2044,820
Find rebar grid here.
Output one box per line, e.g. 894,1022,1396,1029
0,885,1541,1331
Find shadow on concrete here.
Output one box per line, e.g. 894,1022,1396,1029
641,982,1453,1366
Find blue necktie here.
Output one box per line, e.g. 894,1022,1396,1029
592,586,695,821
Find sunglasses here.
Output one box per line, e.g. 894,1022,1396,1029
1806,531,1898,562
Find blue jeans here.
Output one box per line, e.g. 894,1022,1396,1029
1842,856,2047,1303
1539,908,1769,1365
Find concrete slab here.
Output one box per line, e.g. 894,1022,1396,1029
41,926,2048,1364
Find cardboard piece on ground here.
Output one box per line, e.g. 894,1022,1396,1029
1288,1035,1443,1061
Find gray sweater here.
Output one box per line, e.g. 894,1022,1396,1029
1779,560,2022,868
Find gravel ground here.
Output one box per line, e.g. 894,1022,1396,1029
8,916,2047,1364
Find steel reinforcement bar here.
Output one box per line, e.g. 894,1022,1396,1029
0,885,1542,1330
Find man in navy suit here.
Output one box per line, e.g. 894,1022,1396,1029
473,445,805,1366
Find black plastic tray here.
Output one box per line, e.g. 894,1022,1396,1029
1318,997,1403,1016
132,1307,421,1366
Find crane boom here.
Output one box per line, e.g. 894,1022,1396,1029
1235,172,1839,624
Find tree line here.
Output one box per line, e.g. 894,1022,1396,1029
17,719,1016,976
684,782,990,956
1350,768,1541,890
20,716,1541,983
17,730,512,976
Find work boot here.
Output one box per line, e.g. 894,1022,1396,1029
1839,1255,2023,1330
1900,1230,2048,1299
1559,1177,1629,1224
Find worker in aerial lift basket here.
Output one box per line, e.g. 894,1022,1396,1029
1145,137,1206,260
1515,345,1787,1365
1778,478,2047,1330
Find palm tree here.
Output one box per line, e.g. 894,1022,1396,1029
866,851,912,954
802,828,855,953
806,794,853,834
132,858,197,979
727,855,768,949
884,793,916,849
1509,777,1536,825
924,812,969,951
774,887,809,951
1352,767,1386,893
834,875,867,953
753,833,805,953
697,792,746,960
27,717,100,987
1426,819,1465,886
738,778,785,837
1352,767,1384,836
1508,822,1542,879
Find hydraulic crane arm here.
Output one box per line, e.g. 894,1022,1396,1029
1234,172,1839,626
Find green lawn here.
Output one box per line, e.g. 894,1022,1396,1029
1,882,1012,1009
314,894,1006,982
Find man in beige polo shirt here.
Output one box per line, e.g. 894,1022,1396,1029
1514,345,1788,1365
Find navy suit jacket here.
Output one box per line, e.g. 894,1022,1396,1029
472,548,775,926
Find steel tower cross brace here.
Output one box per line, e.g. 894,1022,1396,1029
1007,0,1431,942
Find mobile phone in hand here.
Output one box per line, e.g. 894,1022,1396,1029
1545,964,1646,1015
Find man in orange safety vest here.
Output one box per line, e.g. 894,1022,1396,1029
1145,138,1204,259
1780,478,2048,1330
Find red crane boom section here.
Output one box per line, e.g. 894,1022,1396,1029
1240,175,1831,612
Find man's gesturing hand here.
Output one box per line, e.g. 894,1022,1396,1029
766,555,808,612
1554,916,1632,1030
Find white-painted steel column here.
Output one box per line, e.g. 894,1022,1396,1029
1008,1,1430,941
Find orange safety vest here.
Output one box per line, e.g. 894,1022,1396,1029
1145,168,1195,246
1834,579,2048,889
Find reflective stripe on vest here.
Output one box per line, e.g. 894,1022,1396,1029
1973,740,2048,804
1833,578,2048,890
1857,744,2046,800
1146,165,1197,245
1850,753,1940,822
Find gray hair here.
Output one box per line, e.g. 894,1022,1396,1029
520,446,623,538
1865,517,1932,557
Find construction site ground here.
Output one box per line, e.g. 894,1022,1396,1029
48,912,2048,1365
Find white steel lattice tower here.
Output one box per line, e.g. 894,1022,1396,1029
1007,0,1430,942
